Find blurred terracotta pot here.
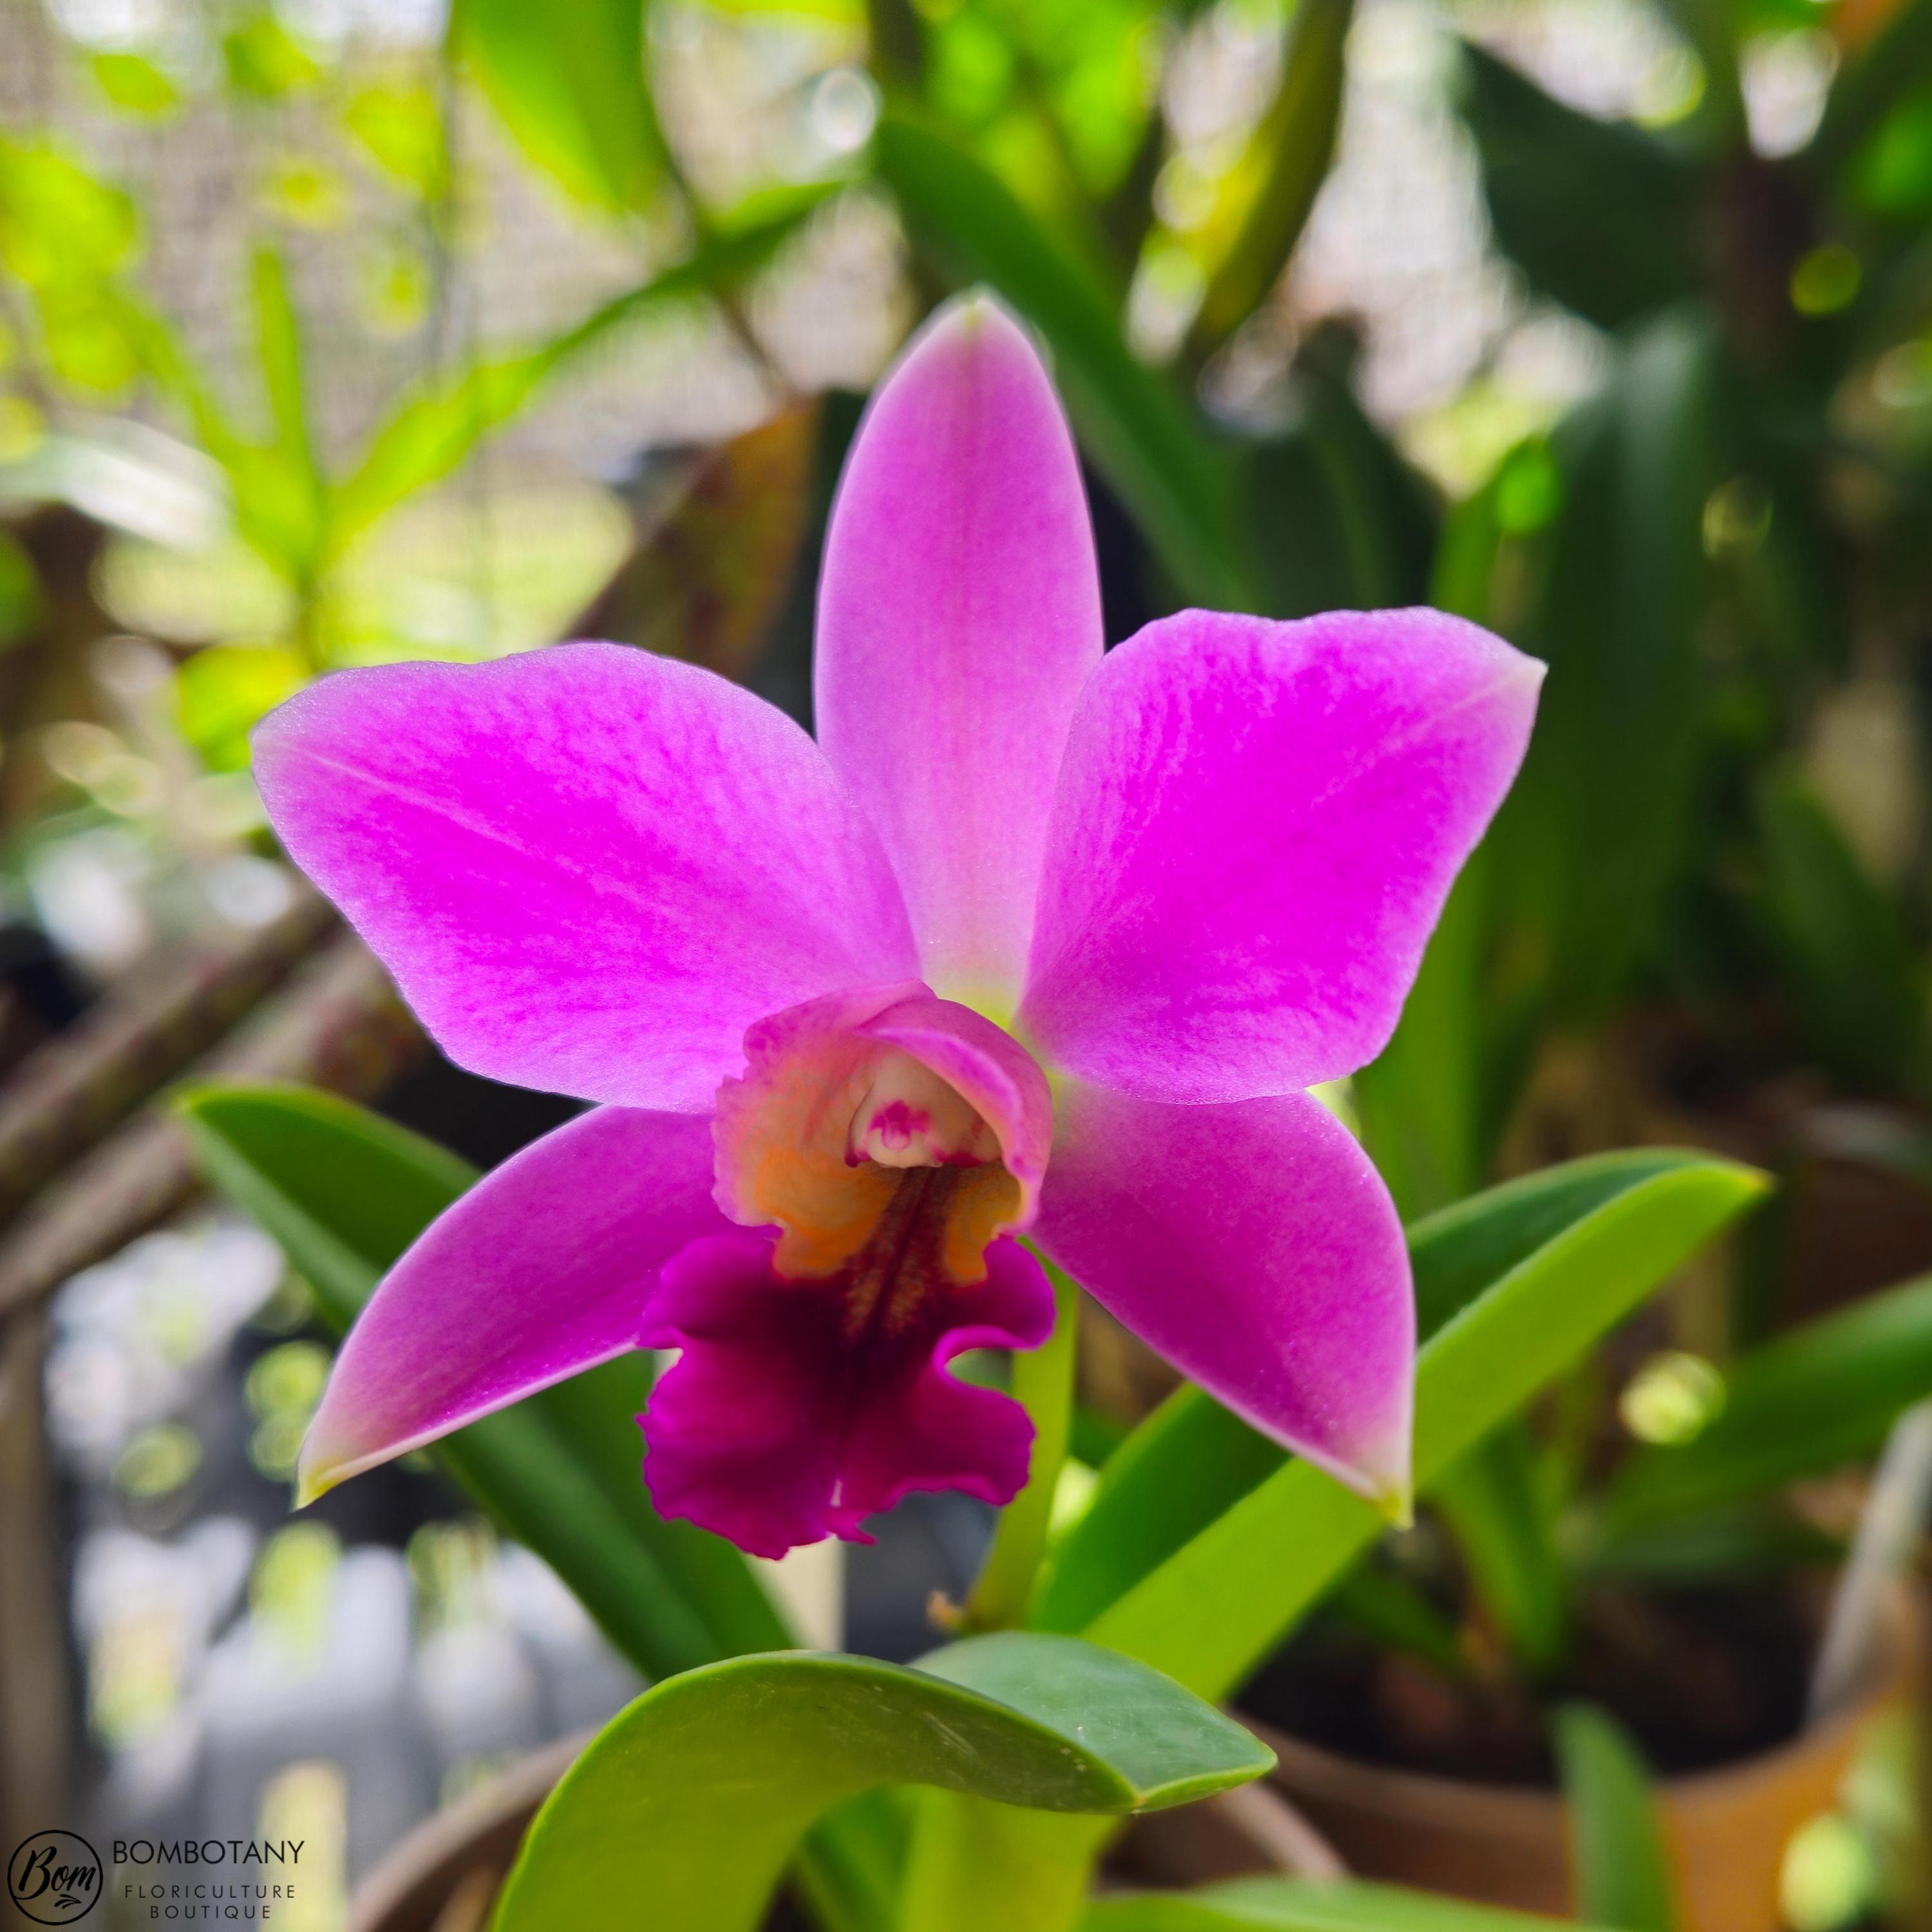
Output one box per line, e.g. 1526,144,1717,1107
1250,1590,1923,1932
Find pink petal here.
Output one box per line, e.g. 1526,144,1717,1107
1019,609,1544,1102
639,1229,1054,1558
254,643,917,1112
1033,1075,1414,1508
816,295,1104,1011
298,1106,728,1501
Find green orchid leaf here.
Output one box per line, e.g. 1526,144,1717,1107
1087,1875,1607,1929
175,1083,790,1674
492,1637,1274,1932
1553,1703,1676,1932
1454,43,1701,330
453,0,661,214
1607,1268,1932,1529
873,111,1258,612
1032,1150,1742,1634
1084,1151,1765,1704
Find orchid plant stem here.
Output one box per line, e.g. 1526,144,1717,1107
961,1256,1080,1632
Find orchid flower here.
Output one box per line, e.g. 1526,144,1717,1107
258,295,1542,1560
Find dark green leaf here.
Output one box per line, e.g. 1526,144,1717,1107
1238,325,1439,619
1432,1423,1567,1676
1812,0,1932,173
1351,856,1491,1220
1455,43,1702,330
1487,309,1721,1024
1328,1564,1469,1681
1754,775,1927,1099
493,1638,1274,1932
1584,1502,1841,1584
1553,1703,1676,1932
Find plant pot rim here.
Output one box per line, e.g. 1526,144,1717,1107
1245,1580,1918,1834
347,1732,586,1932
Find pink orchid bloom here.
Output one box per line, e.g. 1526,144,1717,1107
259,295,1543,1560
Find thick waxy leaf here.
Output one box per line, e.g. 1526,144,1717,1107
1032,1151,1738,1633
1084,1152,1764,1702
1087,1877,1606,1929
176,1084,790,1674
1553,1704,1676,1932
492,1637,1274,1932
1455,44,1701,330
873,112,1258,612
453,0,659,213
1607,1269,1932,1528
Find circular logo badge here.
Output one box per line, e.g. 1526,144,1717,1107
7,1833,102,1924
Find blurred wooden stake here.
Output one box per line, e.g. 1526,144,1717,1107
0,1310,72,1848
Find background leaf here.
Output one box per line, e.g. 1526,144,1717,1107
1487,310,1721,1029
1753,775,1928,1099
1608,1267,1932,1527
1455,44,1701,330
1193,0,1354,349
453,0,661,214
1552,1703,1676,1932
874,111,1259,612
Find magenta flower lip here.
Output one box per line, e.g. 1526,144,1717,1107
260,293,1544,1555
